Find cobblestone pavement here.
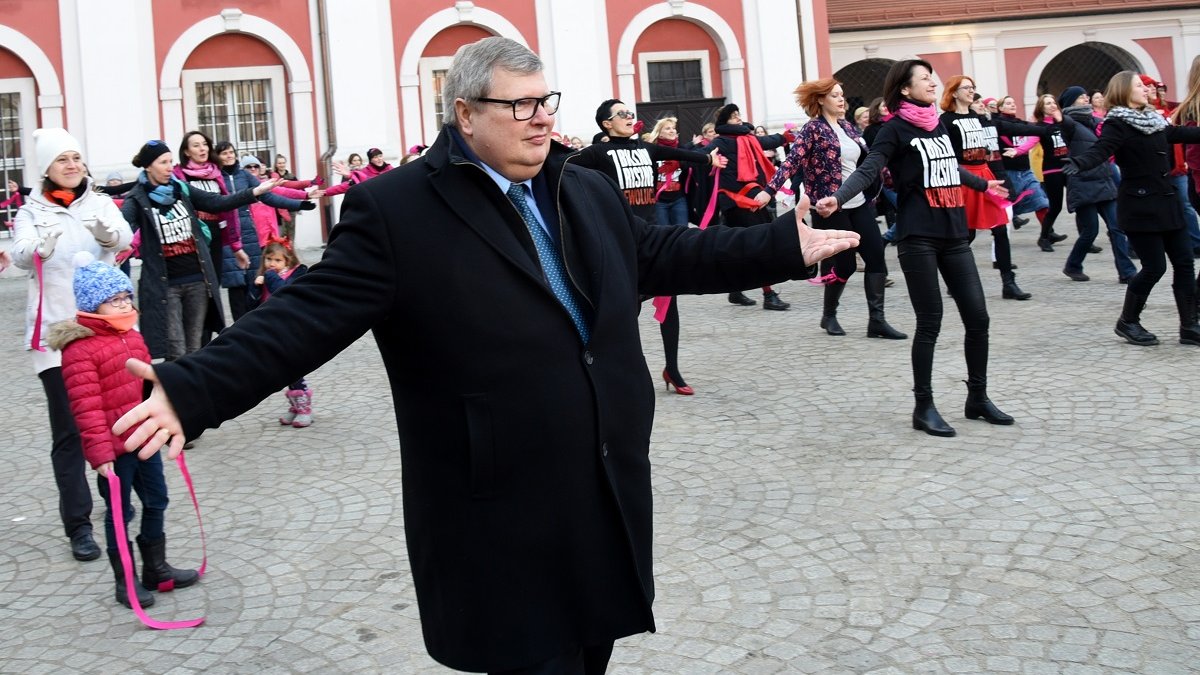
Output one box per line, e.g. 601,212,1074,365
1,226,1198,675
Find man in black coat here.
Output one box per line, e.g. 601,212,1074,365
114,37,859,674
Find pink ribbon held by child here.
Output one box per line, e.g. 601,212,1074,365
108,451,208,629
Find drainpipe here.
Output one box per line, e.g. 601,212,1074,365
794,0,808,81
316,0,337,242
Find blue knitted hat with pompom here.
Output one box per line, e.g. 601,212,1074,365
72,251,133,312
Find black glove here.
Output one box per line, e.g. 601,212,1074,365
299,201,317,211
1061,159,1079,177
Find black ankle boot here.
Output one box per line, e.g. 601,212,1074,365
1115,291,1158,346
913,398,955,437
864,273,906,339
109,548,155,608
964,387,1014,425
728,291,756,306
1037,237,1054,252
137,535,199,592
820,283,845,334
762,290,790,311
1173,286,1200,346
1001,271,1031,300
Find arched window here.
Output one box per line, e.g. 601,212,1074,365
1038,43,1141,98
834,58,895,115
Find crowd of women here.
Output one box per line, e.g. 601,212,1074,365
4,57,1200,597
558,57,1200,440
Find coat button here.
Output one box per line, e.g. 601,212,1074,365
601,442,608,457
583,351,594,365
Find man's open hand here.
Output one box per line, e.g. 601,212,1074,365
795,208,859,266
113,359,186,461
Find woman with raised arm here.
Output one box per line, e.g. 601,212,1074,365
1065,71,1200,346
765,78,905,339
814,60,1013,437
939,76,1050,300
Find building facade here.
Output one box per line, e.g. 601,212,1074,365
826,0,1199,118
0,0,829,247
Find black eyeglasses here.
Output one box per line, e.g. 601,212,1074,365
475,92,561,121
607,110,636,121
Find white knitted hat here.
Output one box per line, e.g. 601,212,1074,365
33,128,83,177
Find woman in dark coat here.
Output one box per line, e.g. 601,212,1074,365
121,140,280,359
1065,71,1200,346
1056,86,1137,283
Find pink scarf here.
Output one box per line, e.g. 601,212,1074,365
897,101,940,131
178,159,224,181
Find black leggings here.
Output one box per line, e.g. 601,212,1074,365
39,368,94,538
1041,172,1066,236
1125,227,1195,313
897,237,990,397
967,225,1012,272
660,297,683,382
813,203,887,280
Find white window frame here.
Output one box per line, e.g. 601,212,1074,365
0,77,36,186
637,50,712,102
418,56,455,145
181,65,290,164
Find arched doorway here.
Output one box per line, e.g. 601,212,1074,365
1037,43,1140,98
631,18,726,141
834,58,894,116
416,24,495,145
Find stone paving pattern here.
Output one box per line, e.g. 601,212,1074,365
1,226,1197,674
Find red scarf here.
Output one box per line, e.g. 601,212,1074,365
735,135,775,183
45,189,77,206
655,137,681,191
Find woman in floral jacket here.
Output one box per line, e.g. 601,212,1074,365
767,78,905,339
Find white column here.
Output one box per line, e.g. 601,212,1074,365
288,81,322,248
327,0,401,163
795,0,821,81
536,0,614,138
1178,17,1200,94
744,0,804,129
969,32,1002,99
68,0,159,178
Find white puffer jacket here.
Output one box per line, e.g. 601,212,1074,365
11,179,132,373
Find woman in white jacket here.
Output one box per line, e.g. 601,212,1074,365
10,128,132,561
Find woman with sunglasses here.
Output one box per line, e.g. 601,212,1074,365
570,99,726,396
11,128,133,562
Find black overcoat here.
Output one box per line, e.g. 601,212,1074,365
1060,110,1117,213
121,182,260,358
151,128,815,671
1071,118,1200,232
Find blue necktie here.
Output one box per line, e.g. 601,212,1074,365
506,183,590,343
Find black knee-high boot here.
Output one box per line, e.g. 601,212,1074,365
864,273,906,339
820,282,846,335
1174,285,1200,345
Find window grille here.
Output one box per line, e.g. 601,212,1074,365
195,79,274,165
432,69,448,132
0,92,23,233
648,60,704,101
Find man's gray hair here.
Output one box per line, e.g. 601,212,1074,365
442,37,544,127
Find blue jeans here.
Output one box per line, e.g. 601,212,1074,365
654,197,688,227
881,187,898,240
96,450,169,552
1171,174,1200,248
1065,200,1137,279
